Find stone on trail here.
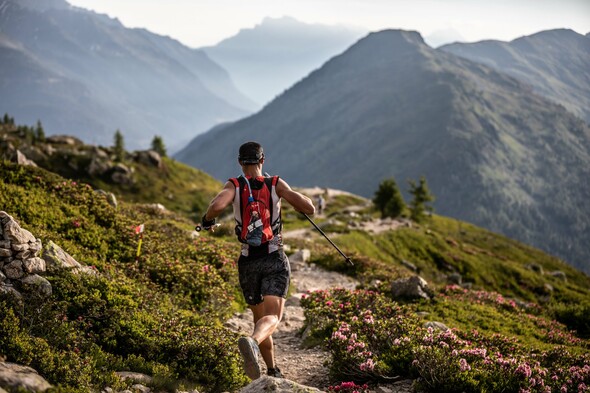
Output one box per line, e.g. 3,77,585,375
239,375,323,393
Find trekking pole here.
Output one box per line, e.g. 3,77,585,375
302,213,354,266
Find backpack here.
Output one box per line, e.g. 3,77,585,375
230,175,282,247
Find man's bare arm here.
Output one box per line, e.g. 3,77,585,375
204,181,235,220
276,178,315,215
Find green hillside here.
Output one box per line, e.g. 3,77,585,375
0,119,221,220
1,127,589,391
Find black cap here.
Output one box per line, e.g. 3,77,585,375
238,141,264,164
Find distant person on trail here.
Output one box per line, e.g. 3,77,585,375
316,194,325,215
200,141,315,380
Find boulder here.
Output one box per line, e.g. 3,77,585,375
20,275,52,297
133,150,162,168
115,371,153,385
424,321,450,331
0,249,11,258
239,375,322,393
23,257,46,274
3,260,24,280
0,362,52,392
447,272,462,285
42,240,81,272
87,157,111,176
391,275,431,300
111,163,133,184
3,218,36,244
46,135,82,145
0,284,22,300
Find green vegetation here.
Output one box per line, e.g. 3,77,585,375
2,116,589,392
373,178,405,219
151,135,167,157
113,130,125,163
0,121,221,219
408,176,434,223
0,162,247,392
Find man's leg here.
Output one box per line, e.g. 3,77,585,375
249,295,285,369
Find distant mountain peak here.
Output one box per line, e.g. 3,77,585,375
6,0,70,11
364,29,426,46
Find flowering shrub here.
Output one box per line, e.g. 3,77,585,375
301,287,590,392
327,381,370,393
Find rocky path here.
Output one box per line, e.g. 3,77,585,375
224,249,414,393
224,253,358,390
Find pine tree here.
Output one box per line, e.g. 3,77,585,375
373,178,405,218
151,135,167,157
113,129,125,162
35,120,45,143
408,176,435,223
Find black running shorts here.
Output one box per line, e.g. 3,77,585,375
238,250,290,305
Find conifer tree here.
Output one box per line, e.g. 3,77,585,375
373,178,406,218
113,129,125,162
35,120,45,143
151,135,167,157
408,176,435,223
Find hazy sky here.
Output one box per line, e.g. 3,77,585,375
67,0,590,48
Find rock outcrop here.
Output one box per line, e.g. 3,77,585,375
239,375,323,393
0,362,52,392
0,212,50,298
391,275,431,300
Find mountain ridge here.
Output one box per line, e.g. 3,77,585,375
201,16,367,106
176,29,590,273
0,0,255,150
440,28,590,123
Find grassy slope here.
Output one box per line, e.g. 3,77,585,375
0,162,246,392
0,123,221,219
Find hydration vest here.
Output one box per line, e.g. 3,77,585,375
230,175,282,247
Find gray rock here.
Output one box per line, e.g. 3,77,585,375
14,150,37,167
0,271,5,283
0,362,52,392
550,271,567,282
400,260,418,272
106,192,118,208
0,240,9,249
0,284,22,300
526,263,544,275
15,250,31,260
29,239,42,256
424,321,449,331
0,249,11,257
131,384,151,393
11,243,29,252
447,272,462,285
46,135,82,145
23,257,46,274
116,371,153,385
290,249,310,263
3,260,24,279
391,275,431,300
20,275,52,297
3,219,36,244
239,375,322,393
42,240,83,272
87,157,111,176
134,150,162,168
